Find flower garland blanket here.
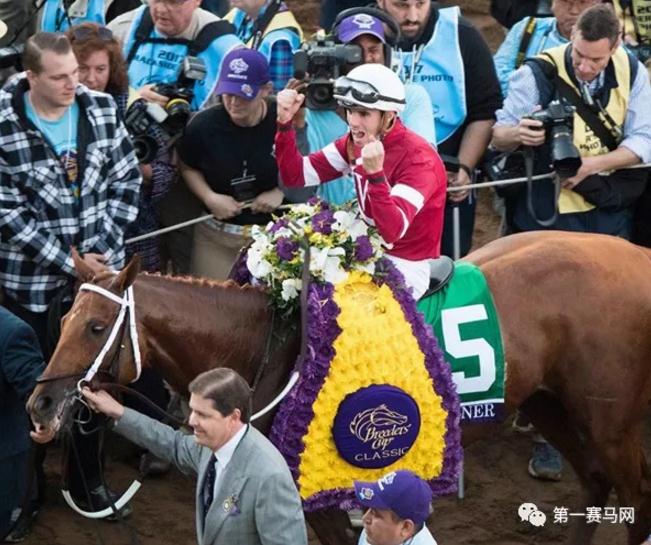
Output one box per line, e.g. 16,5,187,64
233,199,461,512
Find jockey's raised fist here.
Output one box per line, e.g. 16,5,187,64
277,89,305,124
361,138,385,175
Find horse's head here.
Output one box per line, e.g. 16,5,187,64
27,253,142,434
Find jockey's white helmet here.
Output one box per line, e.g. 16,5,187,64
333,63,406,113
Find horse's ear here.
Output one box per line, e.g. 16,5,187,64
112,255,141,292
71,247,95,282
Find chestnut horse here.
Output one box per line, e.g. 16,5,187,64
27,230,651,545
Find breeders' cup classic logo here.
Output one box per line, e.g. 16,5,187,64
352,14,375,29
349,404,410,451
333,385,421,469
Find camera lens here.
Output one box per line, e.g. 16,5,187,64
164,98,191,133
133,135,158,164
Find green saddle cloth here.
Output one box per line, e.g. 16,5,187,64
417,261,505,423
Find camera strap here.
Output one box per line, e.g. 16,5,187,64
537,53,620,151
126,8,235,64
248,0,282,51
515,17,537,69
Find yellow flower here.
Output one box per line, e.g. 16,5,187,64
297,272,449,500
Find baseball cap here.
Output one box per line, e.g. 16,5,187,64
215,48,270,100
336,13,386,44
354,470,433,525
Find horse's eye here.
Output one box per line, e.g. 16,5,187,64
89,322,106,335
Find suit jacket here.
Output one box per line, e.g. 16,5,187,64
0,307,44,460
115,408,307,545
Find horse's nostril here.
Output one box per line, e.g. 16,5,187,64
35,395,53,414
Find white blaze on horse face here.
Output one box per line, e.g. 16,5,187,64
518,502,538,522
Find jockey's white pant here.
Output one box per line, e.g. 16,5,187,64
385,255,430,300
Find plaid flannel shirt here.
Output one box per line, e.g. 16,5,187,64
233,0,295,92
0,76,141,312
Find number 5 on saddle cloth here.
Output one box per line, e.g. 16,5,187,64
418,260,506,424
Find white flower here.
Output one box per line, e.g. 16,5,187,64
353,261,376,275
247,238,274,279
280,278,302,301
332,210,368,239
309,246,330,275
323,256,348,284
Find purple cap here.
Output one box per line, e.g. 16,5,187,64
336,14,386,44
354,470,433,525
215,48,270,100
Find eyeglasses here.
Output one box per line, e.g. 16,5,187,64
333,76,405,106
71,25,114,42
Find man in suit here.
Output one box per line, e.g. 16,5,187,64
74,368,306,545
0,307,45,542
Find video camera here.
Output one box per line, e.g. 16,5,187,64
293,39,362,110
124,56,206,163
526,100,582,178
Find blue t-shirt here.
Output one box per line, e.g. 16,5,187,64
24,98,80,197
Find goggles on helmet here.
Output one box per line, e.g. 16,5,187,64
333,76,406,107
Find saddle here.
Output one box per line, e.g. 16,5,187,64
421,256,455,299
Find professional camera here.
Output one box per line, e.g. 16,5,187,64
123,100,169,164
152,56,206,132
0,43,24,70
124,56,206,163
293,39,362,110
526,100,582,178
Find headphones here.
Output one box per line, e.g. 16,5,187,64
330,6,402,68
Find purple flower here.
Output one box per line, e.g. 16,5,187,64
307,196,322,207
354,236,374,262
276,237,298,261
270,218,289,234
311,209,335,234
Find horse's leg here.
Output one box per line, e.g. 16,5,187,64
521,391,612,545
306,508,357,545
592,425,651,545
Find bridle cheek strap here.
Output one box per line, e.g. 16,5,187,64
78,283,142,387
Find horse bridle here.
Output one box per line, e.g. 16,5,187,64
76,283,142,387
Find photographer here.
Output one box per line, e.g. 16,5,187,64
276,64,447,300
612,0,651,62
301,11,435,205
224,0,303,92
492,3,651,236
177,48,285,280
108,0,242,111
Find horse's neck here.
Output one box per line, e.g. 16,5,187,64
133,275,274,391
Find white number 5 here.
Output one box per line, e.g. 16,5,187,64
441,304,496,394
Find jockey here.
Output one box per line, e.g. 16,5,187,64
275,63,447,299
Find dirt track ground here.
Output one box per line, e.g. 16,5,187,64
22,2,650,544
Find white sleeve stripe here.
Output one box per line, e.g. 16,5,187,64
323,142,349,172
398,208,409,239
390,184,424,211
303,157,321,187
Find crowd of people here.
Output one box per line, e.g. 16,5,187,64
2,0,651,544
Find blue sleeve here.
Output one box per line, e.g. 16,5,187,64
621,60,651,163
401,83,436,147
493,18,528,98
1,318,45,402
